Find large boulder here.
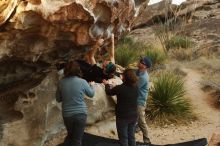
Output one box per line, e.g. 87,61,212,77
0,0,141,98
0,69,122,146
0,0,139,145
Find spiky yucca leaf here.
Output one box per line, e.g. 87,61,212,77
146,73,192,124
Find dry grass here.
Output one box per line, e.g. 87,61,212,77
169,48,193,61
116,37,167,67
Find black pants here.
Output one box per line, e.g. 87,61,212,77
62,113,87,146
116,118,137,146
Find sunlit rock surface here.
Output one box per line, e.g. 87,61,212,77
0,0,140,98
0,0,18,25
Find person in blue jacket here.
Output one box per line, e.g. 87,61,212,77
56,61,95,146
136,56,152,144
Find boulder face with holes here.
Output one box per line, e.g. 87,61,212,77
0,0,146,145
0,0,138,98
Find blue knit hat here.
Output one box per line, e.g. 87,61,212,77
105,62,116,74
140,56,152,68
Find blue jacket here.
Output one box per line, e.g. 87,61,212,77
136,70,149,106
56,76,94,117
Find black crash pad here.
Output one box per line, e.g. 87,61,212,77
82,133,207,146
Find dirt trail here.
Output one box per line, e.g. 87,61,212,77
143,68,220,145
183,68,220,122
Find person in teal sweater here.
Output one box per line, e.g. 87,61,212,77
56,61,94,146
135,56,152,144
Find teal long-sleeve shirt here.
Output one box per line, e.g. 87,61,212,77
136,70,149,106
56,76,94,117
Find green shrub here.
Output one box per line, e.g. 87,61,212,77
165,35,192,50
142,48,167,65
115,45,138,67
115,37,141,67
146,73,193,124
116,37,167,67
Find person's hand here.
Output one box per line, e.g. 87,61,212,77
95,39,104,47
119,74,123,80
102,79,108,85
89,81,95,86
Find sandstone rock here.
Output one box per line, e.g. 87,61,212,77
0,0,141,99
208,132,220,146
0,71,61,146
181,18,220,57
0,0,18,25
0,70,122,146
132,0,217,29
0,1,141,145
132,0,177,29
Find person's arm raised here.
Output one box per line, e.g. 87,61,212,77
88,39,104,65
109,33,115,64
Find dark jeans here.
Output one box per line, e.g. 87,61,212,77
62,113,87,146
116,118,137,146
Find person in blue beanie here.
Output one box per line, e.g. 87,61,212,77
76,34,116,83
136,56,152,144
56,61,95,146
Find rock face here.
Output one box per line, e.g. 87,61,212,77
132,0,216,29
0,70,121,146
132,0,177,28
179,0,220,58
0,0,141,145
0,0,138,98
0,0,18,25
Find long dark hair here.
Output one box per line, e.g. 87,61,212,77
64,61,82,78
123,69,138,86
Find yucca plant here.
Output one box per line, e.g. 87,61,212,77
146,73,192,124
